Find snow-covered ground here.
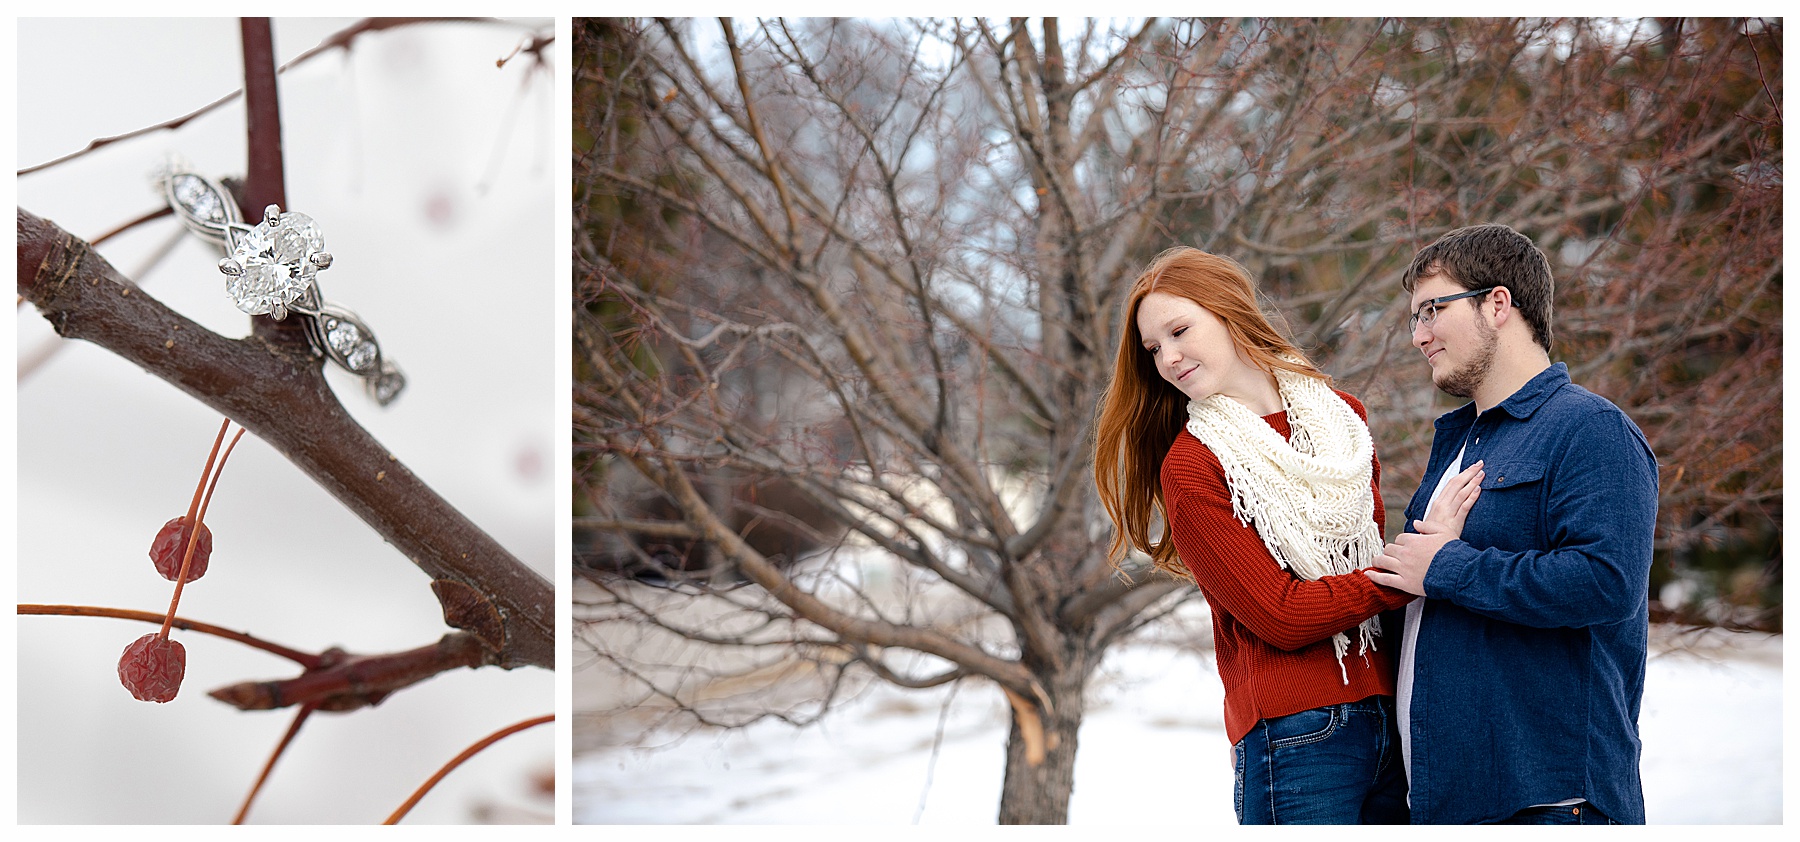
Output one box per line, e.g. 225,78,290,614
573,622,1781,824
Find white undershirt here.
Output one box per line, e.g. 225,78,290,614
1397,444,1582,810
1396,446,1460,791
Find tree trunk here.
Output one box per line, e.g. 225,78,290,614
996,646,1094,824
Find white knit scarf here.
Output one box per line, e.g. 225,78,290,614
1183,363,1382,682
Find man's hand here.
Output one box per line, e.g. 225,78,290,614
1365,462,1483,596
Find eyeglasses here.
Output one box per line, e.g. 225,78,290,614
1408,287,1496,333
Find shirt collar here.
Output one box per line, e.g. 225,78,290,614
1434,362,1569,429
1494,362,1570,420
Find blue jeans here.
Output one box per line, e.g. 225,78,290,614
1233,696,1408,824
1494,802,1618,825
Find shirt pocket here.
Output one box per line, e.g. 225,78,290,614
1471,459,1546,547
1478,460,1545,491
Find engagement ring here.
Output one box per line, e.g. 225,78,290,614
158,159,405,405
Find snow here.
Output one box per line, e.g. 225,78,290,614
573,622,1781,824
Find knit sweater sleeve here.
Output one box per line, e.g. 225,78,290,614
1161,392,1411,651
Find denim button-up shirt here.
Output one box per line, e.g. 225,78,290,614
1403,362,1658,824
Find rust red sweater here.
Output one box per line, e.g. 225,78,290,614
1159,391,1414,745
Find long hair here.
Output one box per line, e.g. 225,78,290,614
1092,247,1329,579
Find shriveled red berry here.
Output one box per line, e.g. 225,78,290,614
118,633,187,703
149,516,212,582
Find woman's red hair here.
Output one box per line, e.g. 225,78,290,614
1092,247,1329,579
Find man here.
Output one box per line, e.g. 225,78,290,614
1364,223,1659,825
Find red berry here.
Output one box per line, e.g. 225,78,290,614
149,516,211,582
118,633,186,703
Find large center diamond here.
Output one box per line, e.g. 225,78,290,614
225,212,324,316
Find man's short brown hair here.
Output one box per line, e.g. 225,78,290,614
1402,223,1555,351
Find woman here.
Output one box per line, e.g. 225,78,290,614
1093,247,1478,824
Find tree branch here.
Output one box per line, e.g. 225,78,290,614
18,208,553,670
209,632,492,712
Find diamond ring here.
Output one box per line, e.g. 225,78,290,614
159,160,404,405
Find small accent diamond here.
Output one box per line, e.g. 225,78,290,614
370,365,406,405
171,174,227,225
323,317,378,372
324,317,361,352
347,342,378,372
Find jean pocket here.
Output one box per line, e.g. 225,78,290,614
1265,706,1340,749
1497,804,1583,824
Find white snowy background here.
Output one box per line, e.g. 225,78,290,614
13,18,557,824
574,579,1782,825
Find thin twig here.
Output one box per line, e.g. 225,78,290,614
18,604,319,667
162,423,246,639
913,680,961,824
159,419,231,639
17,18,522,177
233,703,318,824
382,713,554,824
92,206,175,247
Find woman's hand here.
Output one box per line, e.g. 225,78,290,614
1364,461,1485,596
1420,460,1484,539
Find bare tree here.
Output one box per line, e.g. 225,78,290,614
17,18,557,823
574,17,1779,823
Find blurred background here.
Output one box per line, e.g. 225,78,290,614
15,17,557,823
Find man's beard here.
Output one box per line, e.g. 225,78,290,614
1435,312,1497,399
